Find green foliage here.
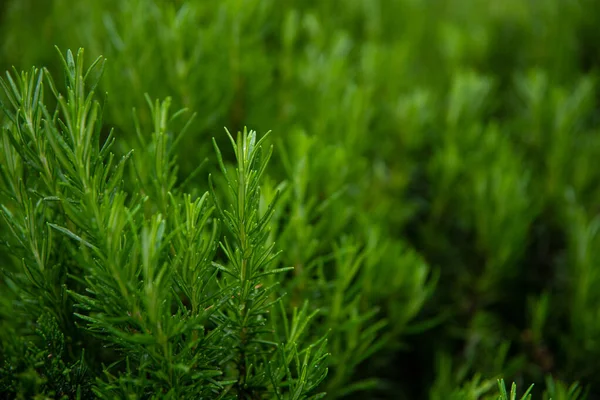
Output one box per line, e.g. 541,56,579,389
0,313,91,399
1,0,600,399
0,48,327,399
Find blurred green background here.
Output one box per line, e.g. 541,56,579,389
2,0,600,398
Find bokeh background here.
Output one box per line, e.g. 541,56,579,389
2,0,600,398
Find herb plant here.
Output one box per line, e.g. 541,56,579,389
0,49,327,399
1,0,600,399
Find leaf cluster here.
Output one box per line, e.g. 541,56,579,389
0,48,327,399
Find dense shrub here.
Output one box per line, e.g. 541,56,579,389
1,1,599,399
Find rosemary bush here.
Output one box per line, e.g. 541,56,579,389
1,0,600,399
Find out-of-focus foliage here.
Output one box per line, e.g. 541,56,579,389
1,0,600,398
